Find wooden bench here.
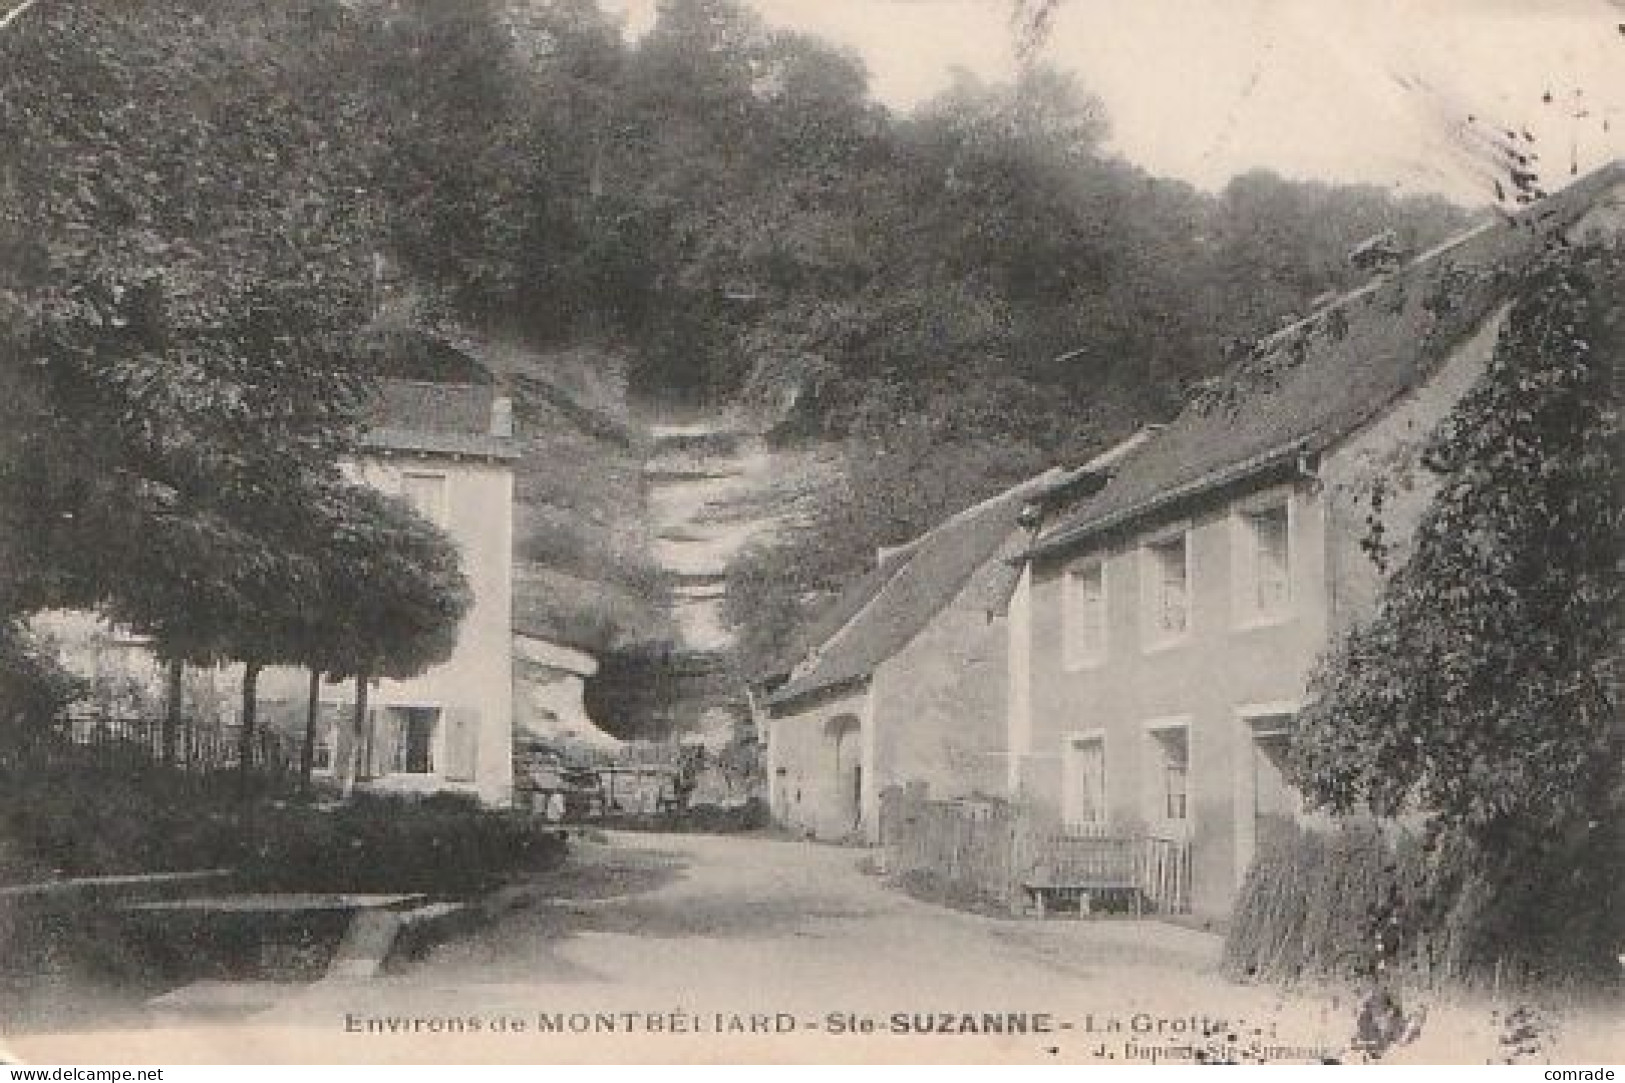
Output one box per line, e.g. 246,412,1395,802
1020,874,1143,918
1020,836,1145,918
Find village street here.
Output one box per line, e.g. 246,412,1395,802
16,831,1618,1066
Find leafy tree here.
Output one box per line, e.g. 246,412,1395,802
300,483,472,796
0,621,83,758
0,1,475,794
1290,240,1623,981
0,0,384,623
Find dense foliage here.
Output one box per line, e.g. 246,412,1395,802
0,0,471,732
2,0,1479,679
1287,241,1623,983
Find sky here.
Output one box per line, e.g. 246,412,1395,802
601,0,1625,205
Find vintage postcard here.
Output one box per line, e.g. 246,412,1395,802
1,0,1621,1069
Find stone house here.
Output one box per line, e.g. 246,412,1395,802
30,609,238,739
758,441,1147,843
760,474,1052,842
1006,163,1624,919
257,377,520,805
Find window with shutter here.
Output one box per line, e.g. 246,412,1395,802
400,708,436,774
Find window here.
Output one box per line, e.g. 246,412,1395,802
1163,753,1189,820
1144,534,1190,644
367,706,440,776
1061,734,1107,828
1062,561,1107,668
1241,503,1291,620
400,471,448,527
1146,724,1190,826
398,708,437,774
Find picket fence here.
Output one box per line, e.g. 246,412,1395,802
878,787,1191,915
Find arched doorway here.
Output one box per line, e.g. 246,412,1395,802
827,714,862,834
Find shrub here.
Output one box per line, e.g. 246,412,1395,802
239,792,567,898
0,746,245,878
1224,820,1430,984
0,747,567,898
1224,817,1622,990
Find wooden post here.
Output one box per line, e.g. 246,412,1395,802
300,668,321,797
237,660,262,808
348,670,370,799
162,658,184,768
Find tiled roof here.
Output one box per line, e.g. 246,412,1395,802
368,380,495,433
360,380,519,460
767,469,1065,708
755,542,919,685
1028,160,1624,559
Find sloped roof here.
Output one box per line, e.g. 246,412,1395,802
755,542,919,685
1029,160,1625,559
768,470,1064,708
360,380,519,460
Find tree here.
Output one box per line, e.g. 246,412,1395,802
299,482,472,797
0,621,83,758
1289,239,1623,981
0,0,386,630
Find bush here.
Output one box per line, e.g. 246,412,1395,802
1224,819,1430,984
0,747,567,898
1223,817,1623,990
240,792,567,898
0,746,245,878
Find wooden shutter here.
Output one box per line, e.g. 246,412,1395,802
365,707,398,778
441,706,480,782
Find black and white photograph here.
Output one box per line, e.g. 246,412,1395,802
0,0,1621,1068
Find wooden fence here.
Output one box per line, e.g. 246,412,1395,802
878,787,1191,916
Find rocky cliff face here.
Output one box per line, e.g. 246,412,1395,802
642,413,835,654
480,338,838,739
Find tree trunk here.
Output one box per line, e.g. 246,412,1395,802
237,660,262,807
300,668,321,798
162,658,184,767
341,669,369,800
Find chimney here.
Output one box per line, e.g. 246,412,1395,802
1347,229,1409,276
491,395,514,438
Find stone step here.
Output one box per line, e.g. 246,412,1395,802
323,901,469,981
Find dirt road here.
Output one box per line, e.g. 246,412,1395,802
10,832,1619,1064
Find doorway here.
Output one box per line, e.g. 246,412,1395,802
827,714,862,835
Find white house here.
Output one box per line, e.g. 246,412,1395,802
258,378,520,805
